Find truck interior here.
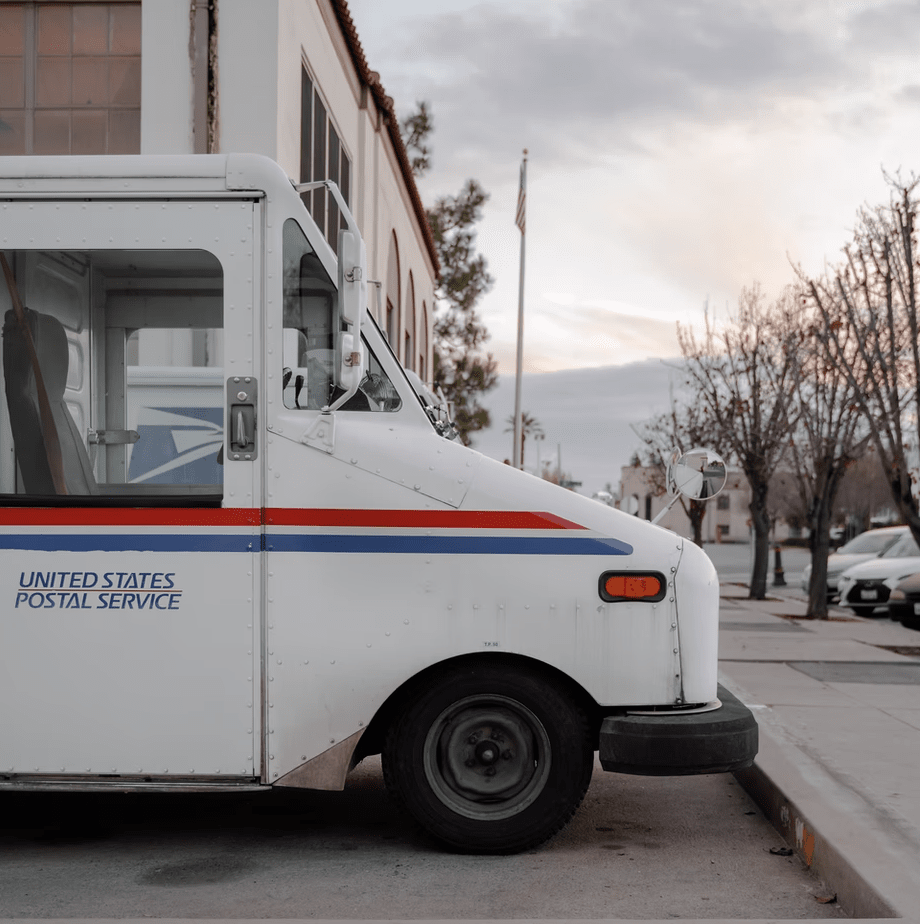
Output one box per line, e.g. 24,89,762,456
0,247,225,504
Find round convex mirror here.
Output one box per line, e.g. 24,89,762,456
669,449,727,501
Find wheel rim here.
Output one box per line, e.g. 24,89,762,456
422,693,552,821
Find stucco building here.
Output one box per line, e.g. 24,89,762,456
0,0,435,376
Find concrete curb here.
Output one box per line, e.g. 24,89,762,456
729,701,920,919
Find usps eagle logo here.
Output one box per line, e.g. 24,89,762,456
128,406,224,485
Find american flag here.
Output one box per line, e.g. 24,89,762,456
516,150,527,234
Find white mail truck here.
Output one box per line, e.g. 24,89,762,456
0,154,756,853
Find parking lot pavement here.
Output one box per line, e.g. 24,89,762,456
716,575,920,919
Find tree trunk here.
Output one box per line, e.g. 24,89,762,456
807,501,832,619
749,493,771,599
689,501,705,548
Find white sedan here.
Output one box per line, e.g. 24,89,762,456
801,526,908,597
837,531,920,615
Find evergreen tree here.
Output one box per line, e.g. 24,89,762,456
402,102,497,445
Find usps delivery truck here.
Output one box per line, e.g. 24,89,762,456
0,154,756,853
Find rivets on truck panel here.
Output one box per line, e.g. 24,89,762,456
673,649,679,654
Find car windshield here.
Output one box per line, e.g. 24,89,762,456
880,534,920,558
839,531,902,556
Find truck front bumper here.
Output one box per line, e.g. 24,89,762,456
599,684,758,776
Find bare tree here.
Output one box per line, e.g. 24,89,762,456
804,175,920,547
835,449,894,534
677,286,802,599
782,299,866,618
633,391,715,547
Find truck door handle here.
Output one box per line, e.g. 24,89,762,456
226,377,258,460
234,408,249,447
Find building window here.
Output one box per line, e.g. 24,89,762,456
420,300,428,380
0,2,141,156
717,493,730,510
299,66,351,254
385,230,400,347
405,272,415,372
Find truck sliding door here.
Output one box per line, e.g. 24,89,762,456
0,198,262,784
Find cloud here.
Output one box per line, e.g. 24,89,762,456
471,359,688,493
396,0,850,173
351,0,920,377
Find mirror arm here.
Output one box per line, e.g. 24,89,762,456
293,180,359,240
651,493,682,526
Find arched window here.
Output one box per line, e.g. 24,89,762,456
420,300,428,381
385,231,400,347
405,272,416,372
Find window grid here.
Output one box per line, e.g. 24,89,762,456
299,65,352,255
0,2,141,156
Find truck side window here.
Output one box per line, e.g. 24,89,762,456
282,218,400,413
0,248,224,502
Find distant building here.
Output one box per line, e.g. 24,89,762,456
618,463,751,542
0,0,436,376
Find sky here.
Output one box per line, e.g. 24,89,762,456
346,0,920,494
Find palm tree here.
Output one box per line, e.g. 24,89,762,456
504,412,544,469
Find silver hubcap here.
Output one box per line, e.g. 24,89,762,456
423,694,551,820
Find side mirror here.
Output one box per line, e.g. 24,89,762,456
651,447,727,526
336,228,366,392
668,448,727,501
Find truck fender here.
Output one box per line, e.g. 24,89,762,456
273,728,366,791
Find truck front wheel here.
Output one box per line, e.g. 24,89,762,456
382,663,593,853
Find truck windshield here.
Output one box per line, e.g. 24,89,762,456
282,218,400,412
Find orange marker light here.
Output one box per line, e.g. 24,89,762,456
598,571,667,603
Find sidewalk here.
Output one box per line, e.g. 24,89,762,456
718,581,920,918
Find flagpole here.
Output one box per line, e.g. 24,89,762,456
513,149,527,469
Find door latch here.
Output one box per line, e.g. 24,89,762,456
227,377,257,460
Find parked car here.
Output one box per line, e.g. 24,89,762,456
886,572,920,630
800,526,908,598
837,532,920,615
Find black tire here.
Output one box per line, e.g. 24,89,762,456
381,662,593,853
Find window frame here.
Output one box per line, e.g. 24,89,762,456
299,63,352,255
0,1,142,156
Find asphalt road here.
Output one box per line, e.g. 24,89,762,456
704,541,812,591
1,756,843,919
